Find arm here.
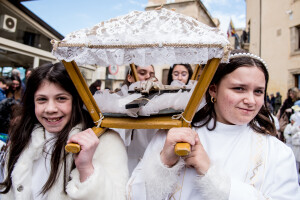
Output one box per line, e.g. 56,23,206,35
228,143,300,200
127,130,185,200
128,128,211,199
66,129,128,200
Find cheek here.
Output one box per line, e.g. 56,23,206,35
64,102,73,116
256,96,265,108
34,105,42,119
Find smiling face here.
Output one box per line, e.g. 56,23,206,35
34,80,73,133
209,66,266,125
12,80,20,90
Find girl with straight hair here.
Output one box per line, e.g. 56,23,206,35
0,62,128,200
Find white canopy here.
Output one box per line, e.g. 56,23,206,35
51,8,231,66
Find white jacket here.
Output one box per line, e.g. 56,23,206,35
2,125,128,200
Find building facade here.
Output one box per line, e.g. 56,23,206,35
246,0,300,96
0,0,100,86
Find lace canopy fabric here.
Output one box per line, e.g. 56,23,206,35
51,8,231,66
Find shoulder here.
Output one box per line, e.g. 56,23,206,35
266,135,294,160
95,129,127,157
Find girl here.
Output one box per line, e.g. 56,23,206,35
89,79,102,95
122,65,155,87
116,65,157,175
127,50,300,199
6,75,23,102
0,63,128,200
167,64,193,85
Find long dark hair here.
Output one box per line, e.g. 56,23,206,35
192,50,276,136
0,62,93,194
167,64,193,85
89,79,102,95
6,75,22,101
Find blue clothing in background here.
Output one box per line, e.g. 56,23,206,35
0,88,5,102
0,133,8,143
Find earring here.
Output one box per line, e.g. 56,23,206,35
211,96,216,103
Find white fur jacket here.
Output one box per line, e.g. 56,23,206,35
2,124,128,200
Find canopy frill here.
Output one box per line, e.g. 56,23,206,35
51,8,231,66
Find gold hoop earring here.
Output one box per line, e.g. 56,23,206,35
211,96,216,103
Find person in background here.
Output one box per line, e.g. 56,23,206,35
278,87,299,119
118,64,157,175
274,91,282,115
270,93,275,112
0,62,128,199
11,69,25,92
284,113,297,148
127,50,300,199
6,75,23,102
22,68,33,89
122,65,155,87
0,78,7,102
89,79,102,95
167,64,193,85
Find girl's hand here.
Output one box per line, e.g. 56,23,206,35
160,128,198,167
184,134,210,175
67,128,99,182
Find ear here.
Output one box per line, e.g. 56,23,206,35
208,84,217,97
127,74,135,83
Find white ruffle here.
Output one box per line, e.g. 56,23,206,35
194,165,231,200
52,8,230,66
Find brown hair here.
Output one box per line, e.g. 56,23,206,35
192,50,276,136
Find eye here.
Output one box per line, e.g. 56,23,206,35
181,72,188,77
138,70,147,76
57,96,69,102
35,97,47,103
172,72,179,76
255,89,264,95
233,87,244,91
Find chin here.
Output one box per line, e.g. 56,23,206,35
43,125,64,133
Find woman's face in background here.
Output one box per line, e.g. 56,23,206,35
172,65,189,84
12,80,20,91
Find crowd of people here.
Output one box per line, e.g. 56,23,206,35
0,49,299,199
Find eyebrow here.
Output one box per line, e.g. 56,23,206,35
35,92,71,97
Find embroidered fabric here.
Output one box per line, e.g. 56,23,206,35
52,8,230,66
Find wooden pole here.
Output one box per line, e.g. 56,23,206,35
62,60,106,153
130,63,139,82
174,58,220,156
190,64,200,80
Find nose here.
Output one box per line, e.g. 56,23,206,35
177,74,183,80
45,100,58,113
243,92,256,105
145,73,151,80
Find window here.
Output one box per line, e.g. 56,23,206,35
290,25,300,54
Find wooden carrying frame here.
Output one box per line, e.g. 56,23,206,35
64,59,220,156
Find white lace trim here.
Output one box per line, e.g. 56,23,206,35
52,8,231,66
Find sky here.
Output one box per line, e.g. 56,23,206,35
22,0,246,37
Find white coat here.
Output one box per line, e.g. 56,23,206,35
2,125,128,200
